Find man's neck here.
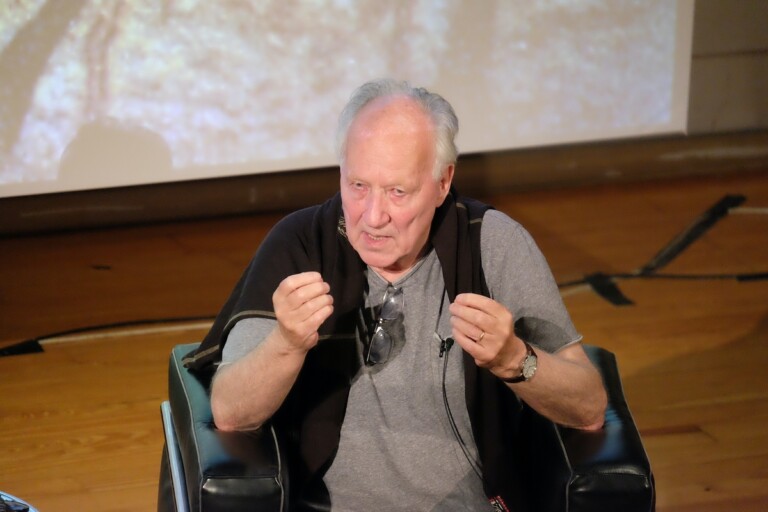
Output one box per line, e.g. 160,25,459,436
369,248,433,285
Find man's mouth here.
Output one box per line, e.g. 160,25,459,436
364,232,389,242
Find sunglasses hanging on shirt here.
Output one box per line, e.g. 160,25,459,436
365,285,404,366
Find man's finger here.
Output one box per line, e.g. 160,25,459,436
452,330,488,362
453,292,496,311
275,272,329,306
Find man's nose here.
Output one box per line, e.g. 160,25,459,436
364,192,390,227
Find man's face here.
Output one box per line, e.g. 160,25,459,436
340,96,453,282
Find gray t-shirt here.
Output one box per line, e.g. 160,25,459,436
221,209,580,511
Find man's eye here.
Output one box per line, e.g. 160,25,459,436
392,188,406,197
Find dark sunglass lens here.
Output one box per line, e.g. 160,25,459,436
380,288,404,321
367,327,392,364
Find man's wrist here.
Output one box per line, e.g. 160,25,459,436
501,340,537,383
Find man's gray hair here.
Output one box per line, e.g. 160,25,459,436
335,79,459,180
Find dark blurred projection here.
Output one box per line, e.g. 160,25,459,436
0,0,691,197
59,119,172,187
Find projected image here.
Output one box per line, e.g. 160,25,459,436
0,0,685,197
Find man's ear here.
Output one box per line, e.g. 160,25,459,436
437,164,455,204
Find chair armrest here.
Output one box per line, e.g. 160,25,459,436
160,401,190,512
515,344,655,512
166,343,288,512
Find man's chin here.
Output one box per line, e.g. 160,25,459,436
359,254,392,270
355,249,394,270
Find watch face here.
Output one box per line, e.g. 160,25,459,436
522,354,537,379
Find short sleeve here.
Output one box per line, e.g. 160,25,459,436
480,209,582,353
221,317,278,364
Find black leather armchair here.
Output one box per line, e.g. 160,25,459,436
158,343,654,512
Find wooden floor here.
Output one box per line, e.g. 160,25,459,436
1,170,767,511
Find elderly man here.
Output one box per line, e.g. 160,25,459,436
186,79,606,511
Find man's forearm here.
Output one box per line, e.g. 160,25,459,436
507,344,607,430
210,328,308,432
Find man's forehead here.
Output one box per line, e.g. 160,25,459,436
352,95,432,134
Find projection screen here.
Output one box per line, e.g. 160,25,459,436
0,0,694,198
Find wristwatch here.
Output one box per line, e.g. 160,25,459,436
502,341,537,383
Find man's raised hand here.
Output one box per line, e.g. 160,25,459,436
272,272,334,352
